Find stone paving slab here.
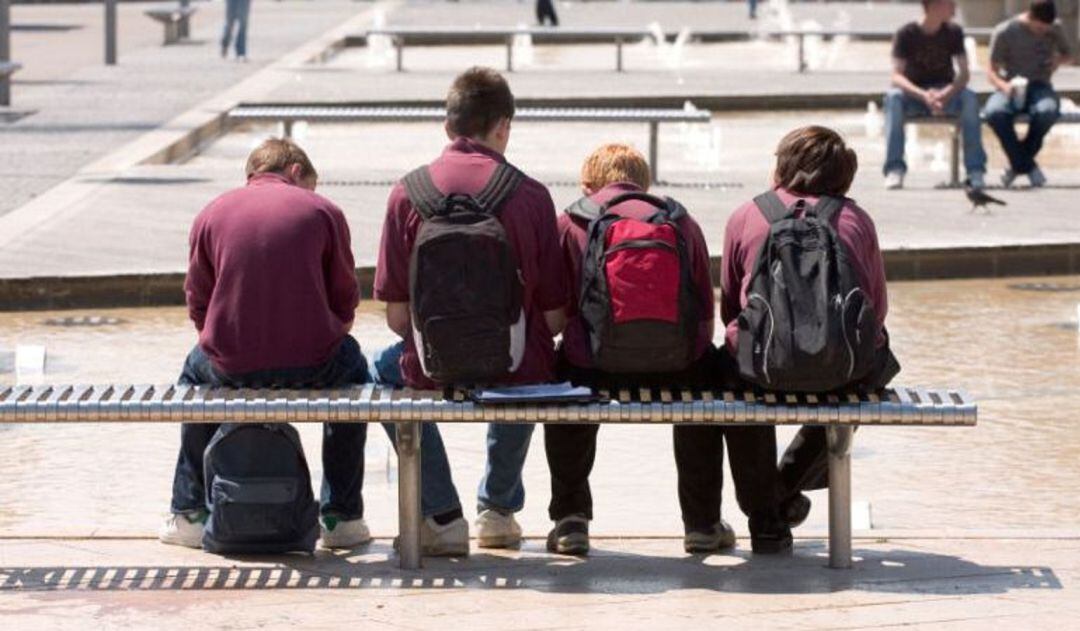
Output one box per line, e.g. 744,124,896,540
0,0,375,217
2,108,1079,277
0,537,1076,629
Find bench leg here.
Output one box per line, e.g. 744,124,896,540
616,39,623,73
396,421,423,570
826,425,853,569
797,33,807,73
648,121,659,184
395,37,403,72
165,22,178,46
282,120,294,139
950,124,961,188
506,38,514,73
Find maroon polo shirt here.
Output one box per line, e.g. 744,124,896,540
185,172,359,376
374,137,567,389
720,187,889,353
557,182,716,369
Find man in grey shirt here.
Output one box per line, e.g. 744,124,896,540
984,0,1073,187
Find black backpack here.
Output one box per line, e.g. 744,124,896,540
402,163,526,384
736,191,879,392
567,192,699,373
202,423,319,555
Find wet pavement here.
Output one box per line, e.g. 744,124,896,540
0,276,1077,539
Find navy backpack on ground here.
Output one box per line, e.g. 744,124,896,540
202,423,319,554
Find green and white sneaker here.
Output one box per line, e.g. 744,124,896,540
684,518,736,554
159,511,207,548
319,515,372,549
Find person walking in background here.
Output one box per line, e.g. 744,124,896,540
883,0,986,190
537,0,558,27
222,0,252,60
984,0,1074,188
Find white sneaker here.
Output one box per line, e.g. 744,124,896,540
1028,167,1047,188
319,515,372,549
475,509,522,549
884,171,904,190
394,516,470,557
159,511,206,549
1001,169,1018,188
968,172,986,190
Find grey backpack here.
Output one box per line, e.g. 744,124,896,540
736,191,878,392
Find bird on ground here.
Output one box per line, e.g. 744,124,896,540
964,180,1007,213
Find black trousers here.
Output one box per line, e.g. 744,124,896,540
536,0,558,26
544,346,781,530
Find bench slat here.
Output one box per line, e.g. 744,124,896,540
0,384,976,426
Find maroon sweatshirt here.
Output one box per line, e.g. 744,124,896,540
185,172,359,375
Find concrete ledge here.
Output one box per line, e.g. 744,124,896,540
2,243,1076,312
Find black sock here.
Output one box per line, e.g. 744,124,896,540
433,508,463,526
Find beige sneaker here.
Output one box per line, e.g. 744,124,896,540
159,511,206,549
884,171,904,190
475,509,522,549
394,516,470,557
319,515,372,549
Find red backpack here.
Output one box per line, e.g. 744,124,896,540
566,192,700,373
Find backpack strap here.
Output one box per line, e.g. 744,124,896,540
809,195,845,224
753,191,793,224
402,166,444,220
564,196,604,223
474,163,524,215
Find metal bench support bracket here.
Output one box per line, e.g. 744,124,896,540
827,425,853,569
396,421,423,570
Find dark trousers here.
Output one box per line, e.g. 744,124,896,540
984,81,1060,175
170,336,370,519
544,346,780,530
536,0,558,26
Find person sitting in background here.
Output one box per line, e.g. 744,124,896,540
984,0,1074,188
883,0,987,190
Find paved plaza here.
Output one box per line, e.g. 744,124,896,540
1,0,1080,628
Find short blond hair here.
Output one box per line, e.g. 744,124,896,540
245,138,318,181
580,143,651,192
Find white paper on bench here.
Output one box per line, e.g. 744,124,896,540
473,382,594,404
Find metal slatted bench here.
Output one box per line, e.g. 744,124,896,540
227,105,711,184
144,6,198,45
908,111,1080,187
364,27,657,73
0,384,975,571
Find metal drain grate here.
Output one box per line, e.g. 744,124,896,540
1007,282,1080,293
42,316,126,327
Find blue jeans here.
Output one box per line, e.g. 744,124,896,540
222,0,251,57
748,0,758,19
883,86,987,177
983,81,1060,175
370,343,462,517
375,341,534,514
170,336,461,520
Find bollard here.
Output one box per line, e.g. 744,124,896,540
1,0,10,106
105,0,117,65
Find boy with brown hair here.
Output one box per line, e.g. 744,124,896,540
163,138,371,550
719,126,898,532
374,67,567,552
545,143,782,555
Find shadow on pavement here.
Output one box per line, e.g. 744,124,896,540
0,540,1062,595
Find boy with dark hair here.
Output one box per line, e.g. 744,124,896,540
984,0,1074,188
545,143,783,555
374,67,567,552
163,138,408,550
883,0,986,190
721,126,899,532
